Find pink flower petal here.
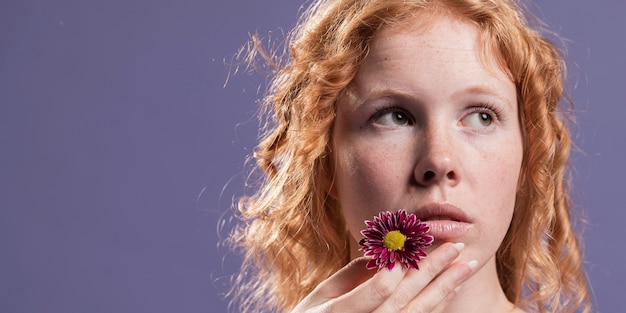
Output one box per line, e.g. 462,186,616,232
359,210,434,271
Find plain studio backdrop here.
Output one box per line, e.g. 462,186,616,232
1,1,624,312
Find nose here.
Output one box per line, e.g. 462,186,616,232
413,130,460,187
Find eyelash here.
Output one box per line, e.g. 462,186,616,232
368,105,414,125
367,102,503,126
466,103,502,121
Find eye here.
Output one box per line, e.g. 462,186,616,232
371,108,414,127
462,109,494,128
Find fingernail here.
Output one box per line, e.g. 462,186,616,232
444,242,464,262
455,260,478,281
466,260,478,270
453,242,465,252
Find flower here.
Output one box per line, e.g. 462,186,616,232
359,210,434,271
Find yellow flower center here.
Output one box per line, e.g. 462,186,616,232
383,230,406,251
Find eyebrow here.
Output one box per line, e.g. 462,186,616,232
346,84,515,111
453,85,515,109
350,87,418,108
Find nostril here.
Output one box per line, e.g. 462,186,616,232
447,171,455,179
424,171,436,181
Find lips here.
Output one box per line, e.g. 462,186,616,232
412,203,472,240
413,203,469,222
422,215,460,222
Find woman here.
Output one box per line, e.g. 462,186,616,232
229,0,592,312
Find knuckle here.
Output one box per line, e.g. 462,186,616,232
435,282,453,298
371,276,395,299
388,286,410,310
424,261,442,279
403,304,428,313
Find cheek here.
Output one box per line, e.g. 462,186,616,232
334,147,388,209
498,144,523,201
478,144,523,229
332,141,410,239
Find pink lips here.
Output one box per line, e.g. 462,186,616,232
412,203,472,240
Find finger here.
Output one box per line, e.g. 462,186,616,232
403,259,479,313
294,257,379,311
311,257,377,300
430,285,460,313
372,242,465,312
319,261,407,312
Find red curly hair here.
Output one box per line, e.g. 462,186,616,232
229,0,591,312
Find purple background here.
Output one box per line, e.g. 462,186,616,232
1,1,624,312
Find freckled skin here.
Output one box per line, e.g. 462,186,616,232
330,14,523,312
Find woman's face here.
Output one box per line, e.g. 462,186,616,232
330,14,523,266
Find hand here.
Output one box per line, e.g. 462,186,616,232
290,242,477,313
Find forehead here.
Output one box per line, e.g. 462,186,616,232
364,12,511,80
337,13,516,112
